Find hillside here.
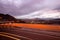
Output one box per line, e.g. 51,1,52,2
0,13,16,21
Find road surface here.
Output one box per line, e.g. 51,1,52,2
0,26,60,40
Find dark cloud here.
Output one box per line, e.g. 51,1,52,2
0,0,42,16
0,0,60,19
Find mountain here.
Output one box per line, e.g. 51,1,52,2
18,18,60,24
0,13,16,21
0,13,26,23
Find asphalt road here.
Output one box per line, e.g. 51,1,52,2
0,26,60,40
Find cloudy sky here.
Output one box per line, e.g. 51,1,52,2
0,0,60,19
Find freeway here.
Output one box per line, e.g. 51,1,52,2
0,26,60,40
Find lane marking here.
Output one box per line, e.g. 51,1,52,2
22,29,60,37
0,32,32,40
11,30,60,38
0,34,20,40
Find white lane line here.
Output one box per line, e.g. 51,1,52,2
0,34,20,40
0,32,32,40
18,30,60,38
22,29,60,36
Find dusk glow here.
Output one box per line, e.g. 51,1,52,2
16,9,60,19
0,0,60,19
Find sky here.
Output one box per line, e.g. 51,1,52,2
0,0,60,19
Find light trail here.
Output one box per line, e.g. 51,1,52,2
0,34,20,40
0,23,60,31
0,32,32,40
